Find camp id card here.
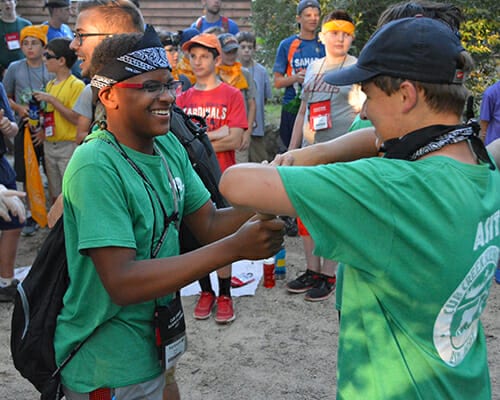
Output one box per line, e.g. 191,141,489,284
43,111,55,137
154,293,187,370
309,100,332,131
163,332,186,370
5,32,21,50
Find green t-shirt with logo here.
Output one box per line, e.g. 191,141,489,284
56,129,210,392
279,156,500,399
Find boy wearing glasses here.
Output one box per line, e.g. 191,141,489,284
176,33,248,324
32,38,84,204
56,26,283,400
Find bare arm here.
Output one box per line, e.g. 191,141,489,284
8,98,28,120
220,163,296,218
209,126,243,152
487,139,500,167
274,127,379,166
88,201,284,305
75,114,92,145
274,71,305,89
479,120,488,142
240,98,256,151
0,109,18,138
288,100,307,150
33,91,80,125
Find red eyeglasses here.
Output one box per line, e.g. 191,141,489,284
114,80,183,97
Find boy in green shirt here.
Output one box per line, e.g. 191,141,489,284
56,26,284,400
220,17,500,399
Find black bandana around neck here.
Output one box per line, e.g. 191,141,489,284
380,122,496,170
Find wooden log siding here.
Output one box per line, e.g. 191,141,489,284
16,0,252,34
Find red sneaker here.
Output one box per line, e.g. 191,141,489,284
193,291,216,320
215,295,235,324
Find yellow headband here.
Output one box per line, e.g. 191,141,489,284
20,25,49,46
321,20,355,36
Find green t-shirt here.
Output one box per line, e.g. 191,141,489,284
0,17,31,70
279,156,500,399
56,129,210,392
335,115,374,311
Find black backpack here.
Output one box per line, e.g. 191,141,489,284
11,218,69,400
10,106,227,399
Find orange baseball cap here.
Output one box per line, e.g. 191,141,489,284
181,33,222,56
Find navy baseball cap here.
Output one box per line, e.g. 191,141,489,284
297,0,320,15
218,33,239,53
324,17,465,86
180,27,200,46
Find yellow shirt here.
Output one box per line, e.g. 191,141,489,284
45,74,85,142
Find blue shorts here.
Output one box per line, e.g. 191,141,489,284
0,156,24,230
279,108,298,149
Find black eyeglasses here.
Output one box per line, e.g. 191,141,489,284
72,31,114,46
43,52,59,60
114,80,183,97
164,46,179,53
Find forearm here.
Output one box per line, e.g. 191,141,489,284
247,100,256,132
274,74,297,89
92,213,283,305
75,114,92,144
91,235,250,305
286,127,378,166
0,119,18,138
288,102,306,150
210,128,242,152
187,206,254,245
48,98,80,125
9,99,26,118
479,120,488,142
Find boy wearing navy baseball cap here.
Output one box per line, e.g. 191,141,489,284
220,17,500,400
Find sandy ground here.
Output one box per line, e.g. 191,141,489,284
0,228,499,399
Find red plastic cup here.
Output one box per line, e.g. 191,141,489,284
263,258,275,288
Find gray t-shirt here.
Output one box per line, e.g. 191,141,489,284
247,62,272,136
3,59,54,121
301,54,363,144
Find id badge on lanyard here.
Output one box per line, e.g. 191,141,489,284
5,32,21,51
154,293,187,370
44,111,55,137
309,100,332,131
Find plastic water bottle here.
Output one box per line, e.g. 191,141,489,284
28,95,41,133
263,257,275,288
274,247,286,280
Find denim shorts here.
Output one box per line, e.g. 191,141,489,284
0,156,24,230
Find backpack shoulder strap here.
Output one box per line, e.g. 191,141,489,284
195,16,204,31
221,16,229,32
286,37,302,77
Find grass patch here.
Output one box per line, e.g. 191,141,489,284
265,103,281,127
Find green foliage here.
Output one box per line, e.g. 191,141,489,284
251,0,499,107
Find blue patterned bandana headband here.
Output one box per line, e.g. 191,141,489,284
91,25,171,90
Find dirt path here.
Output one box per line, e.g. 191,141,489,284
1,229,499,399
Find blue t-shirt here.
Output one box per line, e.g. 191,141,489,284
479,81,500,145
273,34,325,104
43,21,73,41
191,16,239,35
